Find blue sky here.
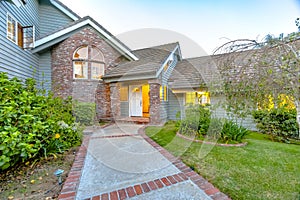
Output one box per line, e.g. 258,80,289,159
60,0,300,57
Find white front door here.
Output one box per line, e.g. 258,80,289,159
129,85,143,116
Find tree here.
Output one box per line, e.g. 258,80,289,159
213,33,300,139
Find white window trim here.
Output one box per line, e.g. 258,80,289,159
6,12,35,49
11,0,26,7
6,13,17,44
73,61,88,80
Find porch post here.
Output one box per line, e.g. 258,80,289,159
110,82,121,120
149,82,161,124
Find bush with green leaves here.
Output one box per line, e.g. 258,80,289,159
252,107,298,141
73,101,96,125
178,104,211,137
220,119,249,143
0,73,82,170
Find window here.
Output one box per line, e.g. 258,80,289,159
160,85,168,101
73,46,105,80
185,92,196,104
197,92,210,105
120,86,128,101
7,14,16,43
7,13,34,48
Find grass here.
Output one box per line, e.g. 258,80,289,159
145,121,300,200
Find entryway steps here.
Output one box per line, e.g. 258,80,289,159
116,117,150,124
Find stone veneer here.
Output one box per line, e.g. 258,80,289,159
149,83,161,124
110,83,121,120
51,26,124,120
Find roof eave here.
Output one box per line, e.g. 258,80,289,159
50,0,80,21
32,18,138,61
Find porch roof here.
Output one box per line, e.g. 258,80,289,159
103,42,179,81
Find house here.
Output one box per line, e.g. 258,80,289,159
0,0,256,128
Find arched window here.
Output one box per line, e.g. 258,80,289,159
73,46,105,79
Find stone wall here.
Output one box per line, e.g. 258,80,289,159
51,26,124,120
110,83,121,120
149,83,161,124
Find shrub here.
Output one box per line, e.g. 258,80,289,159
0,73,82,170
252,107,298,141
220,119,249,143
73,101,96,126
178,104,211,137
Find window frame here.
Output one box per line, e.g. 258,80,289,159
7,13,17,43
72,46,105,80
6,12,35,49
160,85,168,102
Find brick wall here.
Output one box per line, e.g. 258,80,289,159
52,26,124,119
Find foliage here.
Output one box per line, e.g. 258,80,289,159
220,119,249,143
0,73,82,170
73,101,96,126
145,123,300,200
252,106,298,142
214,31,300,139
178,104,211,137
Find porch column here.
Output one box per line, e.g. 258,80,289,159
96,81,111,120
110,83,121,120
149,82,161,124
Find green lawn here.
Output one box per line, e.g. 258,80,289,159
145,121,300,200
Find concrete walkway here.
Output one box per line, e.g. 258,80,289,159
58,123,230,200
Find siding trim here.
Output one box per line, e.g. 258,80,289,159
49,0,79,20
156,44,179,77
33,18,138,61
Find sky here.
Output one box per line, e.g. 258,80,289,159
60,0,300,58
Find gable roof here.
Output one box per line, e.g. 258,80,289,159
49,0,80,21
32,16,138,61
103,42,179,81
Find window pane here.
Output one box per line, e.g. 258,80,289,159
91,47,104,61
164,85,167,101
120,86,128,101
7,15,16,42
160,86,163,101
73,61,87,79
73,46,88,59
186,92,195,105
91,62,104,79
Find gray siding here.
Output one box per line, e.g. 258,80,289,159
0,0,40,80
168,92,184,120
210,95,257,130
160,101,168,120
160,52,178,120
39,0,74,38
38,50,51,91
121,101,129,117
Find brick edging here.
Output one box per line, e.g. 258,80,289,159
58,135,91,200
138,125,231,200
177,132,248,147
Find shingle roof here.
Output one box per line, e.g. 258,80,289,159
103,42,178,79
169,55,222,90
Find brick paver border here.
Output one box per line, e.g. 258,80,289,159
58,135,90,200
58,124,231,200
